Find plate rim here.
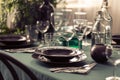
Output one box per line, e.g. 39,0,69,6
35,46,82,57
32,50,87,64
0,34,26,42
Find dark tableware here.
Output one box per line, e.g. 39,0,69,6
0,34,26,45
112,35,120,44
32,52,87,65
91,44,112,63
35,46,83,62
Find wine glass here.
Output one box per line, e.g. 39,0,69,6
58,8,74,47
106,48,120,80
73,11,88,45
60,26,75,47
53,11,63,32
74,22,87,51
84,22,93,46
61,8,73,27
73,11,87,26
36,20,49,47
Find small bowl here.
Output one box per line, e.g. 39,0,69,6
112,35,120,44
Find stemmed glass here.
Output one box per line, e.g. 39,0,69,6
53,11,63,32
73,21,87,51
36,20,49,47
59,8,74,47
84,22,93,46
73,11,87,50
106,48,120,80
60,26,75,47
49,10,63,46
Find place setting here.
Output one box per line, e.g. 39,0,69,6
0,24,40,53
32,46,97,74
32,46,86,64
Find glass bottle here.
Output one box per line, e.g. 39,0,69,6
101,0,112,46
91,11,106,47
39,0,55,33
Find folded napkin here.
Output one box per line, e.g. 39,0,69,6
49,62,97,74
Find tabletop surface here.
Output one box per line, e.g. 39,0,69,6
7,45,120,80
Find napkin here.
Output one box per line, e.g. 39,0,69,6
49,62,97,74
4,47,36,53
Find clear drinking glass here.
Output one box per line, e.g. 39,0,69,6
73,11,88,45
36,20,49,47
74,23,87,51
106,48,120,80
53,10,63,32
44,33,53,47
59,8,74,47
73,11,88,50
25,25,38,42
60,26,75,47
84,22,93,46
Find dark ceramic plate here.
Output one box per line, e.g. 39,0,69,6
35,46,83,62
112,35,120,44
0,35,26,45
0,41,33,49
32,52,87,64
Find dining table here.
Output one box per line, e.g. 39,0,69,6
0,42,120,80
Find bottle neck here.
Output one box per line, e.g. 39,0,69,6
101,0,108,9
43,0,50,5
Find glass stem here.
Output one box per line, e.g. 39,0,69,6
113,65,116,79
67,41,69,47
85,35,87,44
41,33,45,44
78,40,82,50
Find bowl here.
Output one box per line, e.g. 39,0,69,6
112,35,120,44
36,46,81,62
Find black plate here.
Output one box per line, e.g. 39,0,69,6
35,46,83,62
32,53,87,64
112,35,120,44
0,34,26,45
0,40,34,49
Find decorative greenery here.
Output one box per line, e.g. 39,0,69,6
0,0,61,34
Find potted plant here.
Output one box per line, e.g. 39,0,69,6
0,0,61,34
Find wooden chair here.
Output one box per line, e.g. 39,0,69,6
0,51,38,80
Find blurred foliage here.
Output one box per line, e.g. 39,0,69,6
0,0,61,34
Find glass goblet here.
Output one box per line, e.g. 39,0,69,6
36,20,49,47
60,26,75,47
84,22,93,46
53,11,63,32
74,25,86,51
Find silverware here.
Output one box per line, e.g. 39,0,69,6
49,62,97,74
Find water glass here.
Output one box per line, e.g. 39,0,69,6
44,33,53,47
25,25,38,42
106,48,120,80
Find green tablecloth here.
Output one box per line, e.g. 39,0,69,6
4,46,120,80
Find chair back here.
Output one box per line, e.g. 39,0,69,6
0,51,38,80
